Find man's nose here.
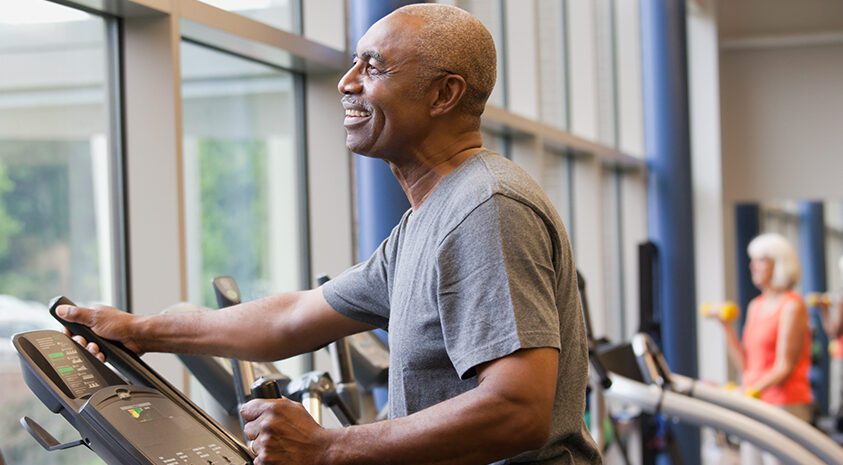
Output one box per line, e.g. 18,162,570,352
338,66,362,94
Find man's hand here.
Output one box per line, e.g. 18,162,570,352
241,397,333,465
56,304,144,359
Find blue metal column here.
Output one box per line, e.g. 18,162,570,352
640,1,699,464
735,203,761,334
799,201,830,414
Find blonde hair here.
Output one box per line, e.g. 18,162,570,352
747,233,801,290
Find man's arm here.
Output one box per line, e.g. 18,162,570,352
241,347,559,465
57,287,375,361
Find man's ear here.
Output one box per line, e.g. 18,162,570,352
429,74,467,117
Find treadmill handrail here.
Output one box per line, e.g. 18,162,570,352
604,374,829,465
670,374,843,465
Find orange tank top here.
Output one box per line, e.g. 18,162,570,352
834,334,843,359
742,291,813,405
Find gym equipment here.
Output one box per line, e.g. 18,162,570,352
807,292,833,308
581,273,831,465
315,274,361,421
15,296,252,465
174,276,380,431
212,276,256,420
630,332,843,465
698,301,738,321
209,275,358,427
603,374,826,465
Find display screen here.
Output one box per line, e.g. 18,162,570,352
121,402,161,423
34,333,106,398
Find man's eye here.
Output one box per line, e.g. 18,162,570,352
364,63,380,75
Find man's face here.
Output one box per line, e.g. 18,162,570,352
337,14,430,158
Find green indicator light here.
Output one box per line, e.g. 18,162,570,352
48,352,64,359
58,367,74,374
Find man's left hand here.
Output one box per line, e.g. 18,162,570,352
241,397,333,465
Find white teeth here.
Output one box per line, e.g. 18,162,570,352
345,109,371,117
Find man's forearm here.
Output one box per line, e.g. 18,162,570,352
135,291,324,360
324,383,548,465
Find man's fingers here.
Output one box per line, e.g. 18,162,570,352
240,398,280,422
96,353,106,363
243,418,260,441
56,304,93,325
71,335,88,347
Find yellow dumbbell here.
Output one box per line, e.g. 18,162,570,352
699,301,739,322
806,292,832,308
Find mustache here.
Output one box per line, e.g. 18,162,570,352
341,96,369,109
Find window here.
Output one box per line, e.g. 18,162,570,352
0,2,120,463
537,0,569,129
182,41,306,307
602,168,624,340
541,151,575,240
198,0,301,33
448,0,507,107
595,0,619,147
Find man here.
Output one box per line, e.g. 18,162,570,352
59,4,600,464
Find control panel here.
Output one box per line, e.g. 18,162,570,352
34,332,107,398
14,296,253,465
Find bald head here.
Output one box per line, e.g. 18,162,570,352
387,4,497,122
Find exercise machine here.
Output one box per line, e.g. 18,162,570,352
175,275,387,431
631,332,843,465
15,296,253,464
580,272,830,465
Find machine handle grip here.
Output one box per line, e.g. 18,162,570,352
49,296,140,361
213,276,242,308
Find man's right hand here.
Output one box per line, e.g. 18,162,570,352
56,304,145,361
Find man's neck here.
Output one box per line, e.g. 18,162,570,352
389,135,483,210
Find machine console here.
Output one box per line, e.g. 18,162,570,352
13,297,254,465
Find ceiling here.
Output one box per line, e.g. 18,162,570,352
717,0,843,39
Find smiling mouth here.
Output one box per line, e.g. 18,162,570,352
345,109,371,118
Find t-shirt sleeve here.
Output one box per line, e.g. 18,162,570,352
436,195,561,379
321,232,395,330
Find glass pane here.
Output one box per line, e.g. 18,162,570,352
537,0,568,129
541,152,574,240
595,0,618,147
181,42,304,376
601,169,624,340
451,0,506,107
0,2,117,464
198,0,300,34
481,128,507,157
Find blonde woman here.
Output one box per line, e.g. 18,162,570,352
719,233,813,465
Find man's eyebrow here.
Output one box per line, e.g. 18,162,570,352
353,50,386,64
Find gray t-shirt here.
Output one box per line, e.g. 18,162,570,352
323,152,600,464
